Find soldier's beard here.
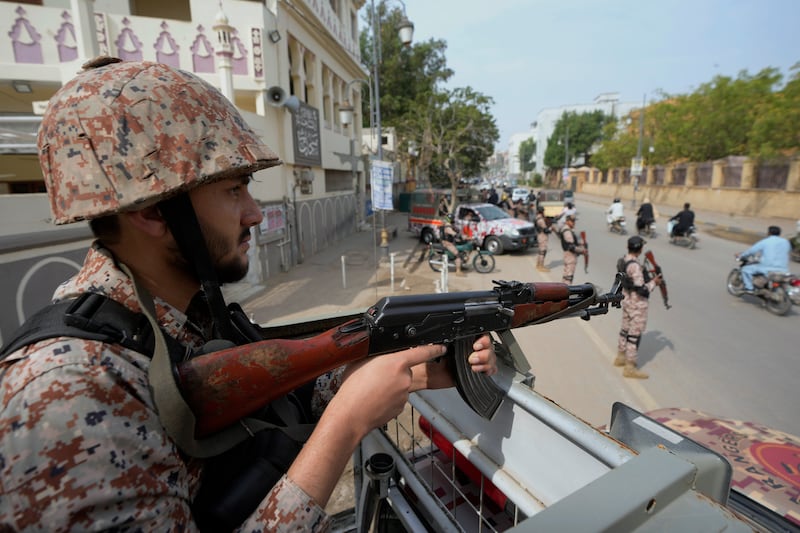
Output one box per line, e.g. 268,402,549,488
205,227,252,284
172,227,251,285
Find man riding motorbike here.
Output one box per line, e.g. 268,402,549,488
669,202,695,237
441,213,466,277
606,198,625,232
736,225,791,293
636,197,656,233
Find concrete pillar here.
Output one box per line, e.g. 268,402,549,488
741,159,756,189
685,163,697,187
213,7,235,102
663,164,674,186
70,0,100,62
711,160,724,188
786,157,800,192
256,88,267,116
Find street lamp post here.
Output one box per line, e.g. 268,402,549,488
631,94,646,208
369,0,413,256
560,125,570,187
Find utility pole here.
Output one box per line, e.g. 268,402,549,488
632,94,646,208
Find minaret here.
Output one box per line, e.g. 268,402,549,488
213,2,235,101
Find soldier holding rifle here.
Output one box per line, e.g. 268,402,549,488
0,58,497,531
615,236,663,379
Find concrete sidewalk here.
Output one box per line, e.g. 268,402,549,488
226,211,444,324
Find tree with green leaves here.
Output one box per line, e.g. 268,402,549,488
359,1,452,128
359,1,498,211
401,87,498,210
543,110,612,170
519,138,536,173
593,65,799,169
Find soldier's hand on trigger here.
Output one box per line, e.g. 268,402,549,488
653,273,663,285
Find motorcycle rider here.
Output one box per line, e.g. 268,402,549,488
606,197,625,231
636,197,656,234
669,202,695,237
736,225,791,293
441,213,466,276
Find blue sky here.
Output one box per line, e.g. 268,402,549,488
372,0,800,151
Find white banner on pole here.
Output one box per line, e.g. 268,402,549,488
370,160,394,211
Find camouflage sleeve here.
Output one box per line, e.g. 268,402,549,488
0,339,198,531
242,475,330,532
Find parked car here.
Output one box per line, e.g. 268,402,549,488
454,203,536,254
563,189,575,205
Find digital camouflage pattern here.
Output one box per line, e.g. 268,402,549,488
0,243,333,531
535,212,549,261
617,254,657,364
560,227,584,283
38,57,281,225
648,407,800,527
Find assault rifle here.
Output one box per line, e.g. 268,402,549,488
580,231,589,273
177,278,624,434
644,250,671,309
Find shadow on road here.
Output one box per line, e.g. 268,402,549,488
639,329,675,366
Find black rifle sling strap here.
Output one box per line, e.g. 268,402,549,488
121,263,313,458
0,294,160,360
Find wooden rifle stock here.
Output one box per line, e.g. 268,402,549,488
177,280,623,436
644,250,671,309
580,231,589,273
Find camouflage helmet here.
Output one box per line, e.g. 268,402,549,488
627,235,646,251
38,57,281,224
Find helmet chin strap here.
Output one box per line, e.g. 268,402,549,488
158,192,237,341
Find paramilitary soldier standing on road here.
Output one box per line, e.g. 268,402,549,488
0,57,496,531
559,215,585,283
534,205,551,272
615,236,662,379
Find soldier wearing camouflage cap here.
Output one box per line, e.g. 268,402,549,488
0,57,496,530
615,235,662,379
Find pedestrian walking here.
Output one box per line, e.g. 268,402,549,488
559,215,585,283
615,236,662,379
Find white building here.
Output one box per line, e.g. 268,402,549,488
0,0,376,257
528,92,640,176
0,0,389,341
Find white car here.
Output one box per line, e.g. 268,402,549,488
511,187,530,204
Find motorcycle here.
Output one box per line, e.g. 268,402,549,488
726,256,796,315
607,216,628,235
637,219,657,239
428,238,495,274
666,221,698,249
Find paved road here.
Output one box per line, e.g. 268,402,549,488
239,197,799,437
238,198,799,515
476,199,800,437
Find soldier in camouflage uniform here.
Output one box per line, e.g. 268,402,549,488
615,236,662,379
559,215,585,283
0,58,497,531
534,206,551,272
